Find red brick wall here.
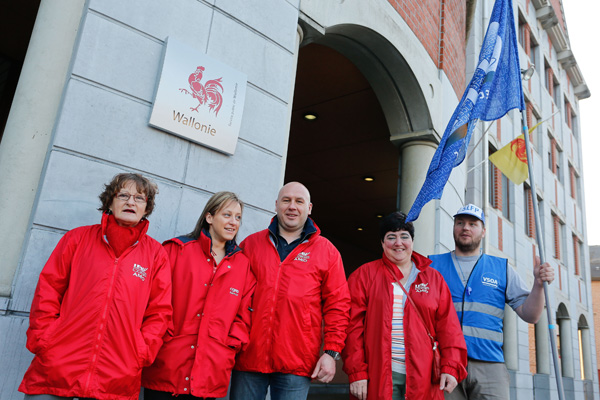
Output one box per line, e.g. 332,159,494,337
496,120,502,141
491,164,502,210
570,166,576,199
441,0,467,95
547,67,554,98
529,321,536,373
573,236,580,276
498,216,503,251
525,187,535,238
523,24,531,56
387,0,466,96
553,214,560,259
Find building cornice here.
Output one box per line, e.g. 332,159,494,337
531,2,590,99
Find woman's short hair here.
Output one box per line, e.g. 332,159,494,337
187,191,244,240
379,211,414,241
98,173,159,217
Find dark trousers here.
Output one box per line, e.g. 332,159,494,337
143,387,215,400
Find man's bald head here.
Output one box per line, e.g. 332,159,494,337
275,182,313,237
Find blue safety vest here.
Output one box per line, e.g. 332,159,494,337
429,253,507,362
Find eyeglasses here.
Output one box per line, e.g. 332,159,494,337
115,192,147,204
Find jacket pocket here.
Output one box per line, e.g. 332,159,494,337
209,319,240,350
135,330,150,368
37,317,62,353
302,300,312,334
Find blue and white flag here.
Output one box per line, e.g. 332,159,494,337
406,0,525,222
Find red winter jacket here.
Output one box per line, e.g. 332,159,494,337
142,231,256,398
342,252,467,400
234,218,350,377
19,213,172,400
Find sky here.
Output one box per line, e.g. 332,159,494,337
561,1,599,246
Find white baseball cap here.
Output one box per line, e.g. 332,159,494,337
454,204,485,224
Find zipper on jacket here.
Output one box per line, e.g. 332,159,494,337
84,256,121,395
266,240,283,364
459,254,482,327
265,238,309,365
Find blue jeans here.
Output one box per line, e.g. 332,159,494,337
230,370,311,400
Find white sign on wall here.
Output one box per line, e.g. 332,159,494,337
149,37,247,155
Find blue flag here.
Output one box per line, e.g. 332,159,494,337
406,0,525,222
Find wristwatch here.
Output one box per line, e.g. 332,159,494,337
324,350,341,361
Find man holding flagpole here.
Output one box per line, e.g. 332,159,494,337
405,0,565,397
429,204,554,399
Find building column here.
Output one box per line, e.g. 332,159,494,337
503,305,518,370
399,140,437,256
580,326,592,380
0,0,86,296
558,316,575,378
535,310,551,374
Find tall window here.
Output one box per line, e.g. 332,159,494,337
518,16,528,50
545,62,553,94
530,36,539,69
565,99,572,130
489,147,511,220
548,137,563,183
553,79,561,107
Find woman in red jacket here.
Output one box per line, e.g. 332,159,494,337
19,173,172,400
342,212,467,400
142,191,255,400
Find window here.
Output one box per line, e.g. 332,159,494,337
548,136,563,182
565,99,572,130
518,16,529,51
553,79,561,106
545,62,553,94
489,146,511,220
530,36,539,68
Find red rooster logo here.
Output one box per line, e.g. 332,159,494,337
510,137,528,163
179,66,224,115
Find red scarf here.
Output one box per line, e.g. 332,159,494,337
105,214,146,257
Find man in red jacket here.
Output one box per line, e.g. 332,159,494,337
230,182,351,400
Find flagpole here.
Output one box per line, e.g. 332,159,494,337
520,109,565,400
